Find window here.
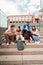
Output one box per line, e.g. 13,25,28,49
16,17,18,21
21,16,24,21
13,17,15,21
9,17,13,21
26,16,29,21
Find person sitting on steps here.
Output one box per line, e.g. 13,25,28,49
16,26,25,43
4,24,16,45
22,21,34,43
32,25,40,44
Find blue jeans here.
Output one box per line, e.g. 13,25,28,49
32,35,39,41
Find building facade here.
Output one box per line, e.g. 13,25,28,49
7,15,35,27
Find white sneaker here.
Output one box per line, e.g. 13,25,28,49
7,43,9,46
35,41,40,44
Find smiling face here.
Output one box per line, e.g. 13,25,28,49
10,25,15,31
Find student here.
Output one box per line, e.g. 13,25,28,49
32,25,40,44
16,26,25,42
22,22,34,42
4,24,16,45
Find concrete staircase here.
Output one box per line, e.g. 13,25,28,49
0,28,43,65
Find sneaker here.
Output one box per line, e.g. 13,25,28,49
35,41,40,44
28,40,30,43
22,41,25,43
7,43,9,46
25,40,28,43
25,40,29,45
0,44,1,46
37,41,40,44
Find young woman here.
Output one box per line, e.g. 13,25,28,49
32,25,40,44
16,26,25,42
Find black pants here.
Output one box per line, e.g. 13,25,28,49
22,30,26,37
22,30,34,40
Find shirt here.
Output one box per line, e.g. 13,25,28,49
5,28,16,36
22,24,31,31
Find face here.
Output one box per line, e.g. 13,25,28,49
26,22,30,26
32,27,35,29
11,27,14,30
32,26,36,31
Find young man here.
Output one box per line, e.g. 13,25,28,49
22,21,34,42
4,24,16,45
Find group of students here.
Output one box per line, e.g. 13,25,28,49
4,22,40,45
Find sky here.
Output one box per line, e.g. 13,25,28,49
0,0,40,15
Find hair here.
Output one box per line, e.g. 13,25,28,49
18,26,20,28
10,24,15,28
32,25,36,31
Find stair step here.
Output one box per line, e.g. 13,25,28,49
40,33,43,35
0,48,43,55
1,43,43,48
0,63,43,65
0,55,43,64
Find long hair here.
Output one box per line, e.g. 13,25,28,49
32,25,36,31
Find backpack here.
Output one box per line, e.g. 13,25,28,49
17,40,24,51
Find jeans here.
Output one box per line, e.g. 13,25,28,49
32,35,39,41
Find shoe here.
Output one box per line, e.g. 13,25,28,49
0,44,1,46
22,41,25,43
25,40,28,43
25,40,29,45
37,41,40,44
11,42,14,45
28,40,30,43
35,41,40,44
7,43,9,46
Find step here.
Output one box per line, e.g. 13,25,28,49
0,55,43,64
39,36,43,39
0,63,43,65
39,31,43,33
39,36,43,38
39,32,43,34
25,43,43,48
0,42,43,48
0,48,43,55
40,34,43,36
39,29,43,31
40,39,43,42
40,33,43,35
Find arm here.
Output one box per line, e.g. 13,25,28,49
4,29,9,35
32,29,40,36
